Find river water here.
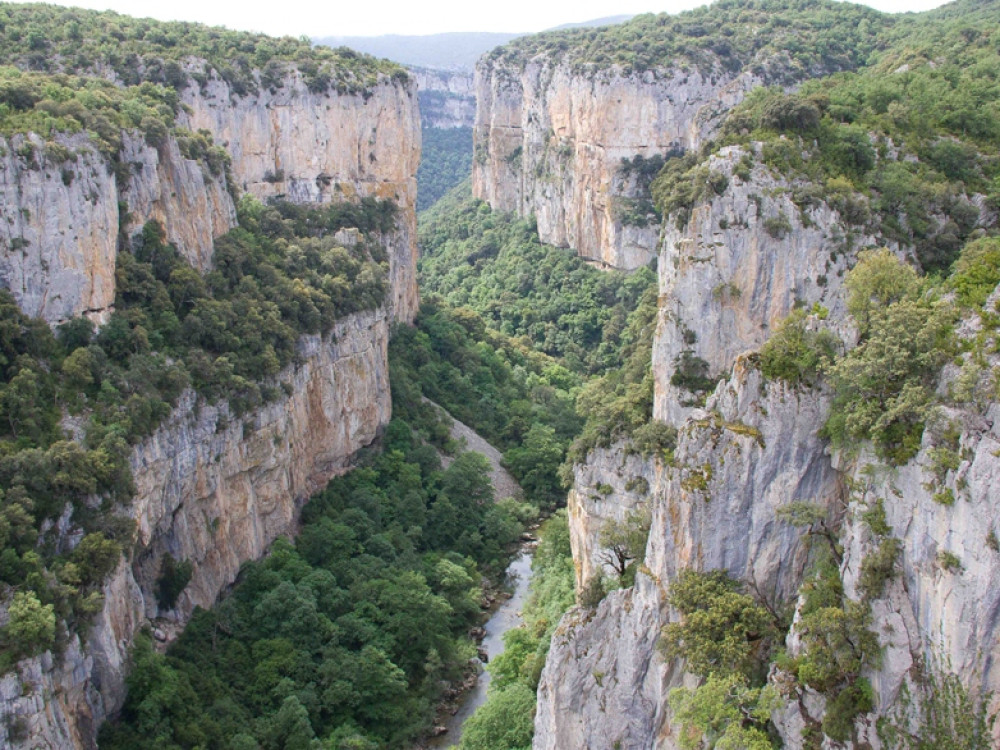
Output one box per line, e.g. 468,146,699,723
427,548,535,748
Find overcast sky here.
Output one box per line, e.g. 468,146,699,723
48,0,951,38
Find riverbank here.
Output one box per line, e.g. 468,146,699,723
418,544,537,749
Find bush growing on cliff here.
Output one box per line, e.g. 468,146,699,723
669,673,781,750
759,308,839,386
485,0,887,78
659,569,773,679
823,251,955,463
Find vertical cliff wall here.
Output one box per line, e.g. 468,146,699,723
0,68,420,326
0,311,391,750
0,129,236,325
0,65,420,749
412,67,477,129
472,60,759,269
179,69,420,322
0,132,119,325
536,361,840,749
533,150,1000,748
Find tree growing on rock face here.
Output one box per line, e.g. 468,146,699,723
597,504,651,584
659,569,772,679
3,590,56,656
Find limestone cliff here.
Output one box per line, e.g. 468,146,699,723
412,67,476,129
0,129,236,325
566,444,654,593
533,156,1000,747
0,67,420,326
0,62,420,749
536,362,840,749
178,68,420,322
0,311,391,749
472,60,760,269
0,132,119,325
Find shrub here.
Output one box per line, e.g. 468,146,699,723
156,554,193,610
670,351,716,394
763,213,792,239
858,537,901,602
458,684,536,750
659,569,772,678
3,591,56,657
759,308,838,386
823,252,955,463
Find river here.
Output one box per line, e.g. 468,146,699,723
427,548,535,748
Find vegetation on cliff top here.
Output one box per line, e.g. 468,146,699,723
0,3,404,95
651,0,1000,273
485,0,891,79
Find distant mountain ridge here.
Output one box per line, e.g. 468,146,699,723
313,31,522,72
313,16,635,72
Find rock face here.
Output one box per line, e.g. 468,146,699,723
0,128,237,325
0,65,420,750
119,131,238,272
472,61,760,269
0,68,420,326
179,69,420,322
652,145,873,425
412,67,476,129
566,444,654,592
534,157,1000,747
537,362,840,749
0,133,120,325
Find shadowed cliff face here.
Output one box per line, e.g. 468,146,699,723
472,60,760,270
0,65,420,750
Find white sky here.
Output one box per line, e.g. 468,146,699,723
47,0,951,38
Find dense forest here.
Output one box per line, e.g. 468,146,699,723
0,3,403,94
416,129,473,212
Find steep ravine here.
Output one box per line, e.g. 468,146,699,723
0,66,419,749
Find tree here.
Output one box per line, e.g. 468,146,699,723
503,423,563,508
260,695,321,750
669,674,780,750
759,308,838,386
458,684,536,750
659,570,772,678
597,505,651,582
844,248,920,336
4,590,56,655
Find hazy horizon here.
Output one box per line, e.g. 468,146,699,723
36,0,953,39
